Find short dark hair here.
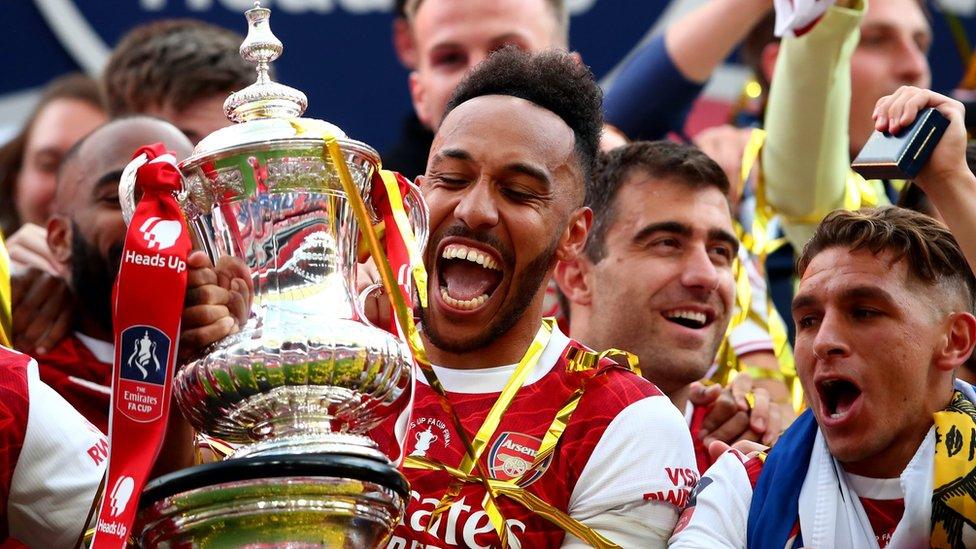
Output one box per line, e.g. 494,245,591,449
445,46,603,193
102,19,253,116
0,73,105,236
583,140,730,262
797,207,976,312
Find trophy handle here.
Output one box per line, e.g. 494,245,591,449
356,282,386,329
402,180,429,253
119,153,145,226
119,152,187,227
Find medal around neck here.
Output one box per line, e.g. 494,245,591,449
124,3,428,546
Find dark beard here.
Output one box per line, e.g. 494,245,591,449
70,222,123,335
419,226,560,354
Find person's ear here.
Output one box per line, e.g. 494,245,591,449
409,71,431,129
392,18,417,69
936,311,976,372
760,42,780,85
556,207,591,262
553,254,593,307
46,215,72,278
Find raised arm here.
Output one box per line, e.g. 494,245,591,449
762,0,864,247
604,0,773,140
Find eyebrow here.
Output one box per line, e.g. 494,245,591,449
94,169,125,191
432,148,551,188
709,228,740,255
632,221,690,244
633,221,739,250
792,284,896,312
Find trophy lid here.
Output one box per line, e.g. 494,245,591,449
186,2,353,164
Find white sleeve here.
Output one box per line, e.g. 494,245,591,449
668,450,755,549
561,395,698,548
9,360,106,548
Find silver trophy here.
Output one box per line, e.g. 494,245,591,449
127,4,425,546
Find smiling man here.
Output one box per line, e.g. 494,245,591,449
556,141,786,474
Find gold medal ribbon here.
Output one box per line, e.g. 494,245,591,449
431,320,553,523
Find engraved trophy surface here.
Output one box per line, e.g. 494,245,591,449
132,4,422,546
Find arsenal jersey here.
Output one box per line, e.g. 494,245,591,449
386,325,697,548
0,345,106,546
35,333,113,433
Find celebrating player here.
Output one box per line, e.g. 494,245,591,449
183,47,697,547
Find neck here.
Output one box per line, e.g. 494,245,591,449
424,297,547,370
668,385,691,411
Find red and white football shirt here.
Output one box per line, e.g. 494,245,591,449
35,333,112,434
0,345,106,546
385,325,697,548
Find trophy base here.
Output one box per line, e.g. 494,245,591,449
138,454,408,548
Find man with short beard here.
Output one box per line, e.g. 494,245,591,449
37,116,192,432
556,141,784,474
183,48,696,547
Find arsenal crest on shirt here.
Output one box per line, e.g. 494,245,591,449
488,432,552,485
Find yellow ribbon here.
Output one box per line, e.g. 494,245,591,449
719,130,799,410
294,121,621,547
0,234,10,347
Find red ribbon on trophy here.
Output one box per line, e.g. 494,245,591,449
91,144,190,548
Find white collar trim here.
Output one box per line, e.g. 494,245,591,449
420,324,571,394
74,332,114,364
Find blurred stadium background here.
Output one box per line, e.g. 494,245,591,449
1,0,973,149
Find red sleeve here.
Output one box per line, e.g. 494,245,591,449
688,403,713,475
0,349,30,540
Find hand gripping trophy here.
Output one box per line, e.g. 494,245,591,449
124,4,428,546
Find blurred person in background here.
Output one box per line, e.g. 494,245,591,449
102,19,252,145
0,73,107,356
384,0,775,177
0,74,106,243
9,19,253,357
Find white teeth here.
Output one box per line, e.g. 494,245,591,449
440,244,501,271
831,412,842,419
440,287,489,310
664,309,707,326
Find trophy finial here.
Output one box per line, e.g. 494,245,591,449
224,3,308,123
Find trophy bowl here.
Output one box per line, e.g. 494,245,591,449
126,4,424,546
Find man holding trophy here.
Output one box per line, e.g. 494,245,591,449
75,2,697,547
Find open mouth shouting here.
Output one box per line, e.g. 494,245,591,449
816,376,863,426
434,240,506,314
